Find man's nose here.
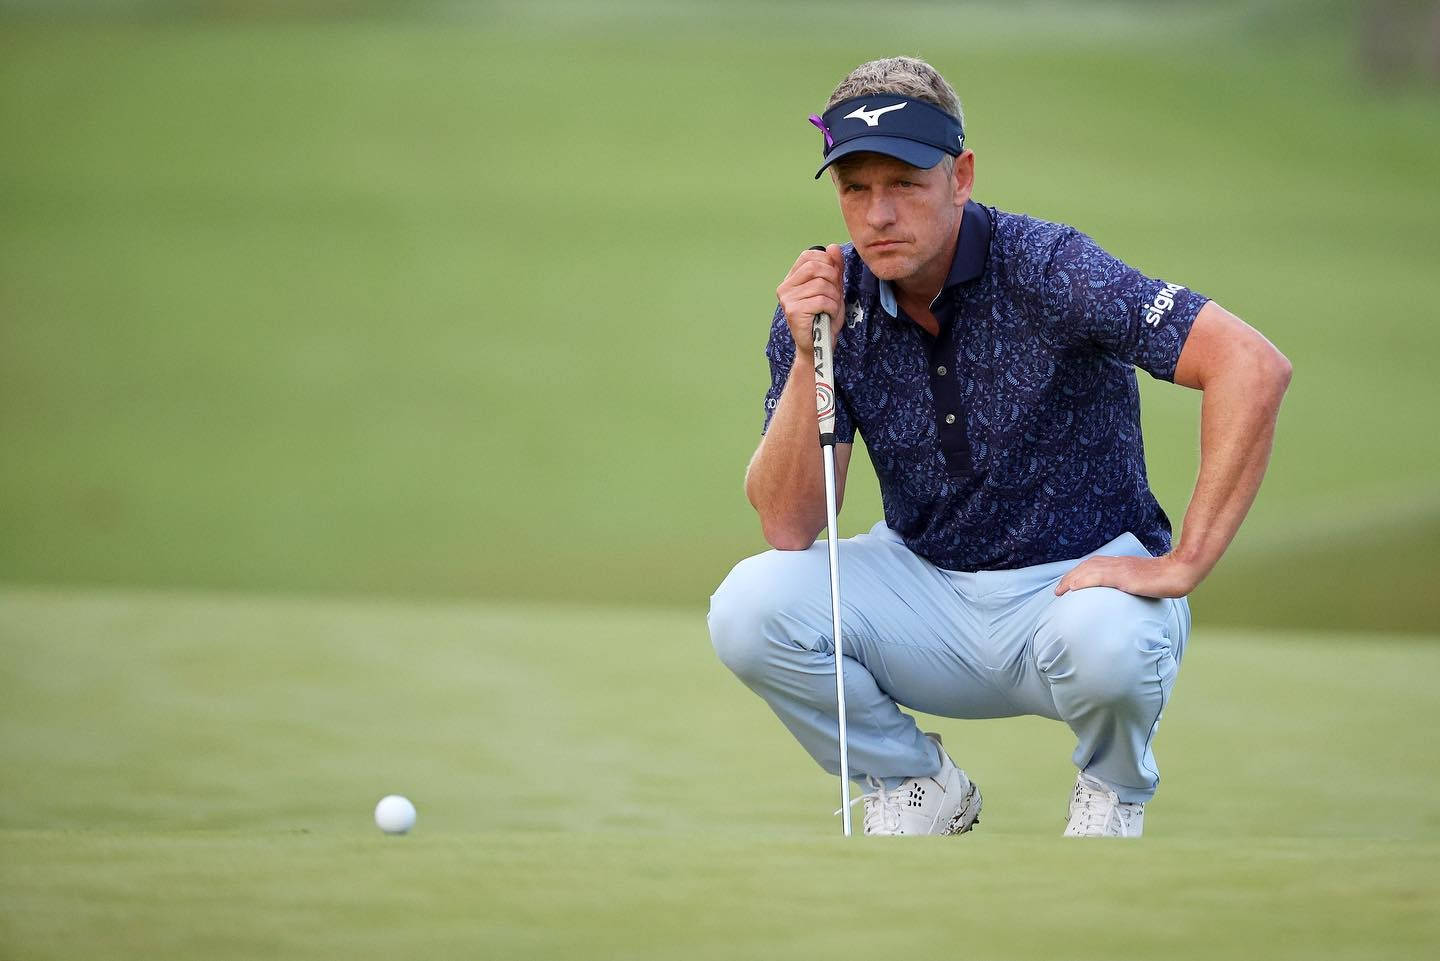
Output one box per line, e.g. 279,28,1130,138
866,194,896,230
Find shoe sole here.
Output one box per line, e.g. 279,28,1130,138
940,782,982,836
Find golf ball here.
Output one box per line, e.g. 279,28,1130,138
374,794,416,834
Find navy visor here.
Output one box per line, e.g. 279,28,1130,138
810,95,965,179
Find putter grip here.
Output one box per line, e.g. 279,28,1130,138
808,245,837,448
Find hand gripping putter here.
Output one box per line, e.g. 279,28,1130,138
808,247,852,836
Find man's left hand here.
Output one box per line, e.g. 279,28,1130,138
1054,554,1201,598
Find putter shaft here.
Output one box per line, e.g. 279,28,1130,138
822,444,851,836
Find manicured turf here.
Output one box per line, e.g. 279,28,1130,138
1,1,1438,631
2,4,1437,954
2,586,1438,958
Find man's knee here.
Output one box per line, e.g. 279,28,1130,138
1035,587,1165,706
708,549,819,683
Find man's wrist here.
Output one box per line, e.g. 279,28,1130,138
1164,549,1211,591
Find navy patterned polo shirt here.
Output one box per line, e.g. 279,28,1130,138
761,200,1208,571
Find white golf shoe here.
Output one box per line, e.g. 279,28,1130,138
1063,771,1145,837
851,733,982,837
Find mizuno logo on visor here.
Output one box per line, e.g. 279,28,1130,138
844,102,907,126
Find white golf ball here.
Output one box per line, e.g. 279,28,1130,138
374,794,416,834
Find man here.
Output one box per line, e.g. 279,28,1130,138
707,57,1292,837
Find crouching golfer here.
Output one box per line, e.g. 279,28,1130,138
708,57,1291,837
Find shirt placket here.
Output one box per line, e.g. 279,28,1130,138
928,291,969,476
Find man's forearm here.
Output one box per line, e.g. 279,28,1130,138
1169,354,1293,584
745,358,836,549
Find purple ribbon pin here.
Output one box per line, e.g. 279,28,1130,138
808,114,834,150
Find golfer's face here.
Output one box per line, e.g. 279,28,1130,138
832,154,962,282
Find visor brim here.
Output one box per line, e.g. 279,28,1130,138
813,137,948,179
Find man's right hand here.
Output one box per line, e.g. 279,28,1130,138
776,244,846,358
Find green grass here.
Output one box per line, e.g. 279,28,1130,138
1,2,1438,631
3,585,1439,958
2,10,1436,954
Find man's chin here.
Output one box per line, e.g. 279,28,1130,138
863,251,916,282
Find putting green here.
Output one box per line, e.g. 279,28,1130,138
2,587,1436,958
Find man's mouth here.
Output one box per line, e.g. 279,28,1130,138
869,239,905,250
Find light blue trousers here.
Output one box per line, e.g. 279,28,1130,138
708,523,1191,803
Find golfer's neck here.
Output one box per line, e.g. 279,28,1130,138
893,230,959,314
893,263,953,327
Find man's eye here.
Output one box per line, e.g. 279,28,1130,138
898,180,916,188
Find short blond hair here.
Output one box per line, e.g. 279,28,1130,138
826,56,964,130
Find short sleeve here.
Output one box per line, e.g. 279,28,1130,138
1041,228,1208,382
761,304,855,442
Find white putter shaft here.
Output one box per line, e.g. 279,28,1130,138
811,303,851,837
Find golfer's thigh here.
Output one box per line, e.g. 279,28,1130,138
710,528,1002,716
711,525,950,652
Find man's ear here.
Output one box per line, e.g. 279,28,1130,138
952,150,975,206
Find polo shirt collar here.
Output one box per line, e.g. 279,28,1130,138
858,199,991,318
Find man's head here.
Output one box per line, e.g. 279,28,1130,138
812,57,974,284
825,56,964,133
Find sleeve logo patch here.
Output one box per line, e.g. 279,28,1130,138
1143,283,1185,328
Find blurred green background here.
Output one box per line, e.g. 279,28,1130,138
3,1,1440,958
3,0,1436,630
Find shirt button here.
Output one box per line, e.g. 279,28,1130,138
944,413,956,425
936,365,948,376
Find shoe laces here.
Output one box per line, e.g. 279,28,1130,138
836,777,903,835
1069,777,1140,836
